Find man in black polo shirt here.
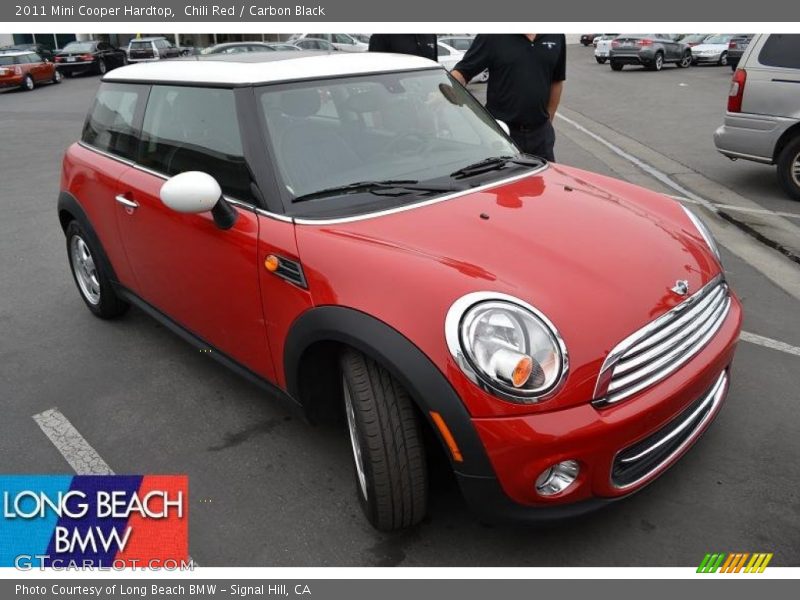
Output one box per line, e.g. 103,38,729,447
368,34,438,61
452,34,566,161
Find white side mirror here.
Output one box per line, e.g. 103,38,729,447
160,171,221,214
496,120,510,136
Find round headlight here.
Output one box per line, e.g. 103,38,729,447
445,292,568,403
681,204,721,263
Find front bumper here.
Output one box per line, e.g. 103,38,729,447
693,53,723,63
456,294,741,519
714,113,796,164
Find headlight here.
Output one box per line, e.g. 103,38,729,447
445,292,568,403
681,205,722,263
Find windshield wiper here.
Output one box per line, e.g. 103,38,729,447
291,180,463,204
449,154,543,179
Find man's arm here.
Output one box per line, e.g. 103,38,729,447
547,80,564,121
452,35,491,86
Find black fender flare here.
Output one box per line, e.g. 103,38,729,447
283,306,495,478
57,191,119,283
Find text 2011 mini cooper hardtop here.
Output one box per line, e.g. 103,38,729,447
59,53,742,530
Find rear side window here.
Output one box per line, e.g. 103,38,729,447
139,86,253,203
82,83,144,160
758,34,800,69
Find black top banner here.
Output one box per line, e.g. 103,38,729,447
2,0,798,22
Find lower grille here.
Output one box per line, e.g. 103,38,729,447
611,370,728,489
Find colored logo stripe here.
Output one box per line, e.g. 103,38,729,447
698,552,773,573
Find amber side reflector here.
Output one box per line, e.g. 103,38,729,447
264,254,280,272
511,356,533,388
429,411,464,463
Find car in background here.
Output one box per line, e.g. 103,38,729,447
54,40,126,76
201,42,276,55
727,34,753,71
594,35,616,63
289,33,367,52
127,37,181,62
580,34,599,46
438,35,475,52
677,34,711,48
2,43,55,61
350,34,371,44
267,43,302,52
691,34,734,66
293,38,337,52
0,50,61,90
436,41,464,71
609,34,692,71
714,34,800,200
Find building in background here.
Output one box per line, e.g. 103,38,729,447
1,32,291,51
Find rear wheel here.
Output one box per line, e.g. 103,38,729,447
595,56,607,64
340,349,427,531
21,74,34,91
610,60,624,71
649,52,664,71
777,135,800,200
65,221,129,318
97,59,107,75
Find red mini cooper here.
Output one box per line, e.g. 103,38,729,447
59,52,742,530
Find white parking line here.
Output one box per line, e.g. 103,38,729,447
741,331,800,358
33,408,114,475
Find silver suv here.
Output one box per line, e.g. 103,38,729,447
714,34,800,199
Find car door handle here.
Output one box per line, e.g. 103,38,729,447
115,194,139,210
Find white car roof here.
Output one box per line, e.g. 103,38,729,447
0,50,30,56
103,52,440,86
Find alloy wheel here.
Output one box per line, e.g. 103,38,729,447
343,375,368,500
792,151,800,188
70,235,101,305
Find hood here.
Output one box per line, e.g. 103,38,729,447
296,164,722,415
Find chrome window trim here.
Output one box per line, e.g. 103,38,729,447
611,369,728,490
444,290,569,404
593,274,727,405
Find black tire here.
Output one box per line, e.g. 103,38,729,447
595,56,607,64
64,70,74,78
677,51,692,68
52,69,63,84
65,221,129,319
610,60,624,71
340,349,427,531
718,51,728,66
21,74,34,91
648,52,664,71
97,59,107,75
776,135,800,200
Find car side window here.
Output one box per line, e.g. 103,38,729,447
82,83,144,161
758,34,800,69
438,45,450,56
31,53,42,62
139,85,253,203
97,42,109,51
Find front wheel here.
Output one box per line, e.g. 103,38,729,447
777,136,800,200
595,56,607,64
718,51,728,66
677,52,692,68
21,74,34,91
340,349,427,531
65,221,129,318
52,69,63,83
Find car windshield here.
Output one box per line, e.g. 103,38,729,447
258,68,529,218
681,34,710,43
704,35,733,44
62,42,95,53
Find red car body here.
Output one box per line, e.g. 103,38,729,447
0,51,60,89
59,56,741,525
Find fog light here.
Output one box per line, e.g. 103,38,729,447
535,460,580,496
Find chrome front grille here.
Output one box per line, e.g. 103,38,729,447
611,370,728,488
594,275,731,406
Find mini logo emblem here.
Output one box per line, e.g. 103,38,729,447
672,280,690,296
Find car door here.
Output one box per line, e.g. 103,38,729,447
29,53,49,81
114,84,274,379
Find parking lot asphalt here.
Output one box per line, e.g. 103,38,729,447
1,48,799,566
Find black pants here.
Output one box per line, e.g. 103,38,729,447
509,120,556,162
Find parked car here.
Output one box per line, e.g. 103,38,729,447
610,34,692,71
727,34,754,71
292,38,337,52
594,35,615,63
201,42,277,55
437,35,488,82
60,52,741,531
54,40,126,76
677,34,711,47
0,50,61,90
436,41,464,71
593,33,618,48
289,33,367,52
3,42,55,61
714,34,800,199
350,34,371,44
691,34,734,66
267,43,302,52
127,37,181,62
580,34,599,46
